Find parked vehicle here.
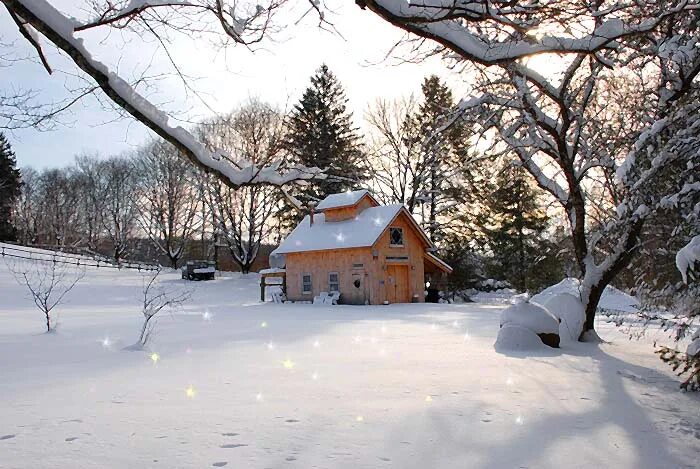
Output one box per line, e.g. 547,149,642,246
181,260,216,281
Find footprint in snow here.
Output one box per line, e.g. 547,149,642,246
221,433,239,437
1,434,16,441
61,419,83,423
220,444,248,449
285,419,299,423
379,457,391,462
481,419,492,423
286,457,297,461
65,437,79,442
212,462,228,467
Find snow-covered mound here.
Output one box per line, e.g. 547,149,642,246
500,300,560,335
495,324,546,351
531,278,639,313
543,293,585,343
497,300,560,350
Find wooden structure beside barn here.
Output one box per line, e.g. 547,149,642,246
269,190,452,304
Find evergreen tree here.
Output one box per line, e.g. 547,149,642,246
410,75,473,243
0,132,22,241
480,161,560,292
281,64,367,229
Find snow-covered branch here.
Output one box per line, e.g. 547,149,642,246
3,0,324,189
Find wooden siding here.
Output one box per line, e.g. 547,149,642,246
284,210,427,304
322,194,379,222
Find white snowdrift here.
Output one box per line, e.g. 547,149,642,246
500,301,560,335
496,300,560,350
543,293,585,343
531,278,639,313
495,324,546,351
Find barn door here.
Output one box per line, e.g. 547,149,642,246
386,265,410,303
348,272,366,305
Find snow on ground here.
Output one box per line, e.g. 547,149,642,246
1,262,699,469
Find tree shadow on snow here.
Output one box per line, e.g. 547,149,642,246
382,343,698,469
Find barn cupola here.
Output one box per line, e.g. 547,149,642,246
315,190,380,222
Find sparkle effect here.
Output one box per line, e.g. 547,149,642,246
425,395,433,403
150,352,160,364
260,321,268,328
312,340,321,349
282,358,295,370
101,337,112,348
311,372,319,381
266,341,276,351
255,393,264,402
202,310,213,321
185,385,196,398
355,415,364,422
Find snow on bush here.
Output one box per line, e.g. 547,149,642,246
496,300,560,350
531,277,639,313
676,235,700,284
542,293,585,343
500,300,560,335
495,324,546,351
688,329,700,357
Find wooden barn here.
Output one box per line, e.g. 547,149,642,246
267,190,452,304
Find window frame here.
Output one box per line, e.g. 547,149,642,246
302,273,312,295
328,272,340,292
389,227,404,247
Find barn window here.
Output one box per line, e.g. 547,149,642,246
352,263,364,269
328,272,340,292
302,274,312,294
389,227,404,246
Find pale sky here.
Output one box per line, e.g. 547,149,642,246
2,1,469,169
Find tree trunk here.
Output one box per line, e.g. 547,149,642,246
45,310,51,332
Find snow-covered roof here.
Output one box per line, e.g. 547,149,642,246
315,190,374,210
425,252,453,273
274,204,404,254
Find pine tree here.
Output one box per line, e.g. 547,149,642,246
410,75,472,242
0,132,22,241
480,161,559,292
281,64,367,228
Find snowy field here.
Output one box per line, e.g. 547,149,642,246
1,261,699,469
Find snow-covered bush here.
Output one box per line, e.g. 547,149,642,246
657,330,700,392
497,300,560,349
541,293,586,343
495,324,546,351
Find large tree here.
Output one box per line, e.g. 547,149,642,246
366,76,478,243
282,64,367,220
0,131,21,240
479,161,558,292
199,99,284,273
359,0,700,341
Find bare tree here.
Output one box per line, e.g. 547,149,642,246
130,268,190,349
199,99,285,273
5,256,85,332
14,166,40,245
77,155,139,264
134,140,202,268
359,0,700,340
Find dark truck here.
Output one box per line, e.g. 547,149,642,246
181,260,216,281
